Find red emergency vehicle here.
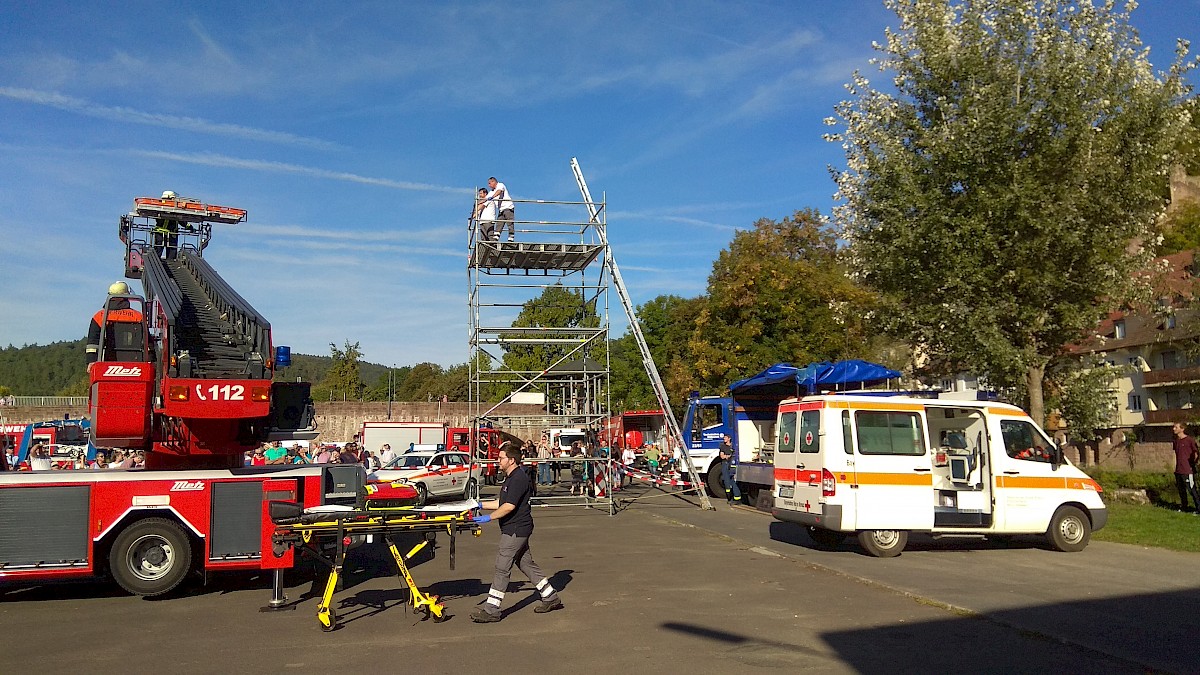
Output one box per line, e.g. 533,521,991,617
0,194,325,596
600,409,667,450
448,426,505,483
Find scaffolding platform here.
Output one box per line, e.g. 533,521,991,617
469,241,603,272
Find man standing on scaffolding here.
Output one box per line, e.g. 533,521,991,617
485,176,515,243
471,444,564,622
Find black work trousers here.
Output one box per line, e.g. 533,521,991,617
1174,472,1200,511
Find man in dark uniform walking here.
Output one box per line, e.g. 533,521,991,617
471,444,564,622
719,434,742,504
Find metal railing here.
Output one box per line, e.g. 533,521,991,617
2,396,88,408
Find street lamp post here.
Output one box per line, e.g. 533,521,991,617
387,365,395,421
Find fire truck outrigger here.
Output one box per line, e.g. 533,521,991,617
0,194,350,599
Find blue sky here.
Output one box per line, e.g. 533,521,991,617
1,1,1197,369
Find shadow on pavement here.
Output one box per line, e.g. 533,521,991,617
666,584,1200,675
767,520,1046,557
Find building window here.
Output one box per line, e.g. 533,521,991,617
1166,314,1177,330
1165,389,1190,411
1113,320,1126,339
1128,394,1143,412
940,379,955,392
1162,350,1180,370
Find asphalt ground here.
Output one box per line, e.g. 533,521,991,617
0,479,1173,674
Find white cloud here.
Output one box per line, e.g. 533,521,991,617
129,150,472,195
0,87,339,150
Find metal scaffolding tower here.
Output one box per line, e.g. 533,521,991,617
467,175,612,511
467,160,713,512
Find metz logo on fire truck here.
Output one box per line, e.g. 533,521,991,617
103,365,143,377
170,480,206,491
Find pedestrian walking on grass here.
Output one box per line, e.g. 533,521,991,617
1172,423,1200,513
470,444,564,622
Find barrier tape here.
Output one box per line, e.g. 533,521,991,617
614,462,698,489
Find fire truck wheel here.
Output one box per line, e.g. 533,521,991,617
806,526,847,549
414,483,429,507
857,529,908,558
1046,505,1090,552
705,465,724,498
463,478,479,501
109,518,192,596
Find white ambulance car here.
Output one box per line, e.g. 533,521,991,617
771,395,1106,557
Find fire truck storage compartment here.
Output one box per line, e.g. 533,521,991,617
0,486,90,567
324,465,366,506
210,482,263,559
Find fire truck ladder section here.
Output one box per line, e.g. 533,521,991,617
571,158,713,510
141,252,271,379
123,196,269,379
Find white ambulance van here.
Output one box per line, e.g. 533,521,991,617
770,395,1106,557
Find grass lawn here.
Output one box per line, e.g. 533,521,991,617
1093,501,1200,553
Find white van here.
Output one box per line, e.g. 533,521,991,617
770,395,1106,557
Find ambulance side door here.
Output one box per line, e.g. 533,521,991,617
852,406,934,531
994,417,1060,532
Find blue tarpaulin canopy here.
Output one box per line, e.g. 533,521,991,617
729,360,901,399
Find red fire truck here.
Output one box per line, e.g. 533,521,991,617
600,409,667,450
0,194,332,597
447,425,505,484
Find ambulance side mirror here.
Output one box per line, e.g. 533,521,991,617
1051,443,1064,469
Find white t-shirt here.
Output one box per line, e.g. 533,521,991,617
486,182,514,213
380,449,396,467
478,200,497,222
31,457,53,471
622,448,636,466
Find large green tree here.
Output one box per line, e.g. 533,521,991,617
314,340,366,402
829,0,1196,423
687,210,881,392
500,284,601,398
609,294,706,411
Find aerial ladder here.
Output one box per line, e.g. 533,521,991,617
571,159,714,510
88,193,316,469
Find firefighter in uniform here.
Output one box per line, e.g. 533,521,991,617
153,190,185,260
470,444,564,622
86,282,144,364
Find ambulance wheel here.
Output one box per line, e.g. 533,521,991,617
1046,506,1090,552
109,518,192,596
857,529,908,558
807,526,847,549
463,478,479,501
414,483,429,507
705,465,724,498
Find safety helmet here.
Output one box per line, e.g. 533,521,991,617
108,281,130,295
161,190,177,200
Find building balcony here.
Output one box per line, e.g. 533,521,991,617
1143,408,1200,425
1143,365,1200,387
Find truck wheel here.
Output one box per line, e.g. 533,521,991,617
463,478,479,501
414,483,429,507
1046,506,1090,552
807,526,847,549
108,518,192,596
705,465,724,498
857,529,908,558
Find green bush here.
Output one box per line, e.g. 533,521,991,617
1084,468,1178,507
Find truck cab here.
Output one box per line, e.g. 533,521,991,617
680,394,777,497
